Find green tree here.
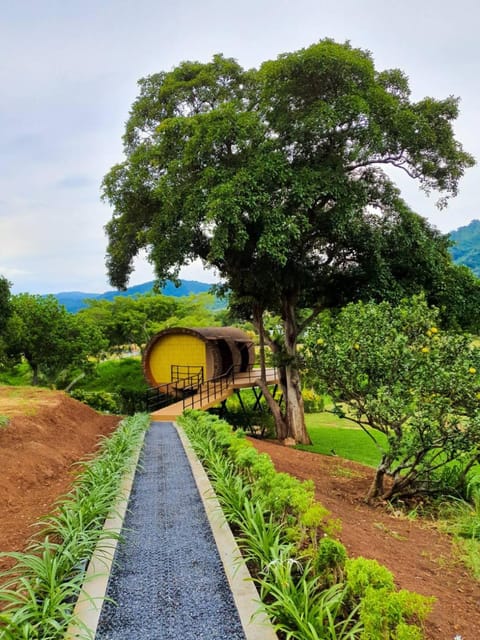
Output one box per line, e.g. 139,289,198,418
4,294,106,385
304,297,480,501
0,276,11,335
103,40,473,443
79,296,151,355
430,263,480,333
78,292,218,355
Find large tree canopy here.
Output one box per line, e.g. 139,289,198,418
103,40,474,443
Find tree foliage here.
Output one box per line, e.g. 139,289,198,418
304,297,480,501
103,40,474,443
4,294,106,385
78,292,220,354
430,262,480,333
0,276,12,335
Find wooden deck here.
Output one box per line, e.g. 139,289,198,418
150,368,278,421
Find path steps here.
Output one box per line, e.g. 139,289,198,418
93,422,250,640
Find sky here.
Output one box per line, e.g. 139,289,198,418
2,0,480,294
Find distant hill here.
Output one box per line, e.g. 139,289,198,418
449,220,480,278
50,279,215,313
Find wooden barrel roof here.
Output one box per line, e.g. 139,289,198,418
143,326,255,387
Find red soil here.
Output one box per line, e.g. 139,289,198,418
0,385,478,638
250,438,480,640
0,386,119,569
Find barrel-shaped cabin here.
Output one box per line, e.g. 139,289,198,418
143,327,255,388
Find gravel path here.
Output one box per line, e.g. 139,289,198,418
95,421,246,640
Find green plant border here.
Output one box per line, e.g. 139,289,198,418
0,413,150,640
179,410,435,640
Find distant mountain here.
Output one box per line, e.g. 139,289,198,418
50,279,215,313
47,222,480,312
449,220,480,278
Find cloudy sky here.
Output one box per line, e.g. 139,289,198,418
2,0,479,294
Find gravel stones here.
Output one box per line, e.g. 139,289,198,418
95,421,246,640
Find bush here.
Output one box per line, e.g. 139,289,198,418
360,587,433,640
302,387,324,413
179,410,434,640
314,538,348,585
223,389,276,436
69,389,118,413
115,387,148,414
346,557,395,599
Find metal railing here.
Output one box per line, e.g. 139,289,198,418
147,365,279,412
181,365,279,412
171,364,204,383
182,366,235,411
146,370,204,412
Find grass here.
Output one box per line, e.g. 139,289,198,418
299,412,387,468
455,538,480,579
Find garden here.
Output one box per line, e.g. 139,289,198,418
0,384,478,638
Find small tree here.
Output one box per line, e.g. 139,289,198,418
78,292,219,355
0,276,11,335
5,294,106,385
304,296,480,501
0,276,12,365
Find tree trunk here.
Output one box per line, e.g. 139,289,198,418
284,361,311,444
256,377,288,440
281,297,312,445
31,362,39,386
256,307,267,383
252,300,311,444
253,306,288,440
366,467,386,502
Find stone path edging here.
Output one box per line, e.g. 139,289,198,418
176,424,278,640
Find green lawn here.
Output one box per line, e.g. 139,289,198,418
299,411,387,467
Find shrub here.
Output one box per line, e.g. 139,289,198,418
345,557,395,599
69,389,118,413
302,387,324,413
179,410,434,640
359,587,434,640
313,538,348,585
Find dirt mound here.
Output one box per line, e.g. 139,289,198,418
251,438,480,640
0,386,119,562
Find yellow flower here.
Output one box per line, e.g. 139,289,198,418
316,338,324,345
430,327,439,334
475,392,480,400
421,347,429,353
469,367,476,374
354,343,360,350
426,330,432,337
